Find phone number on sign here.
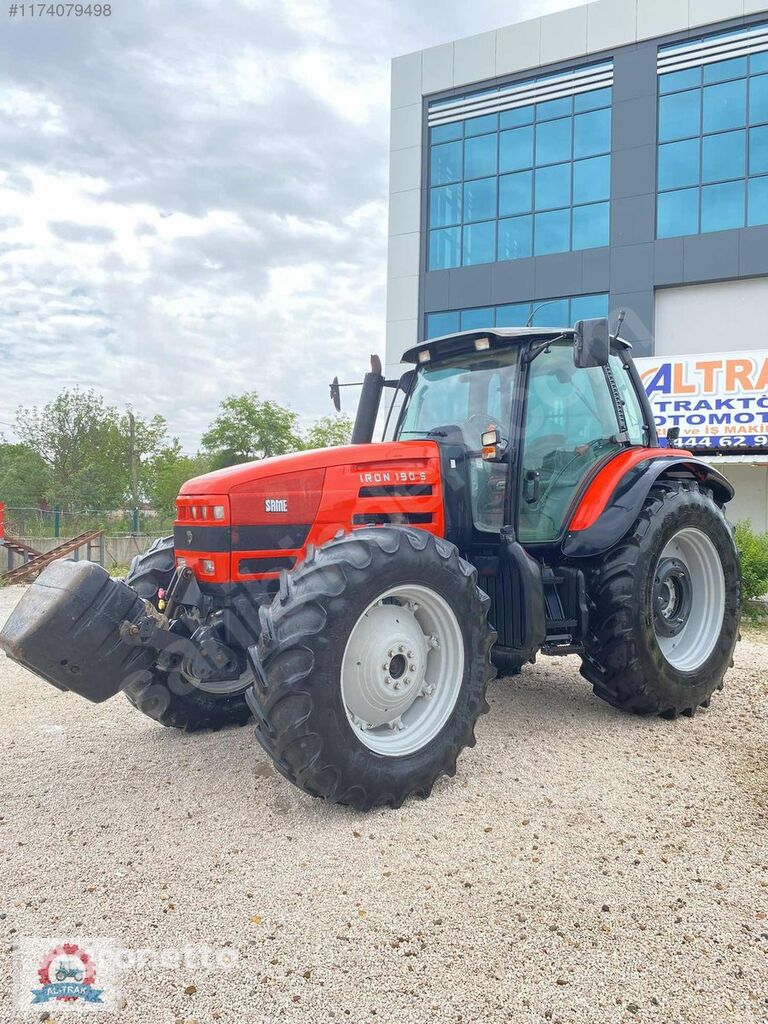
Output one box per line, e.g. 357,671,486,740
8,3,111,15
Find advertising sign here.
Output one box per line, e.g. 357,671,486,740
634,350,768,451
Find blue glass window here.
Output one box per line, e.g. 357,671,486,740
430,184,462,227
536,118,572,165
703,79,746,134
498,215,533,260
465,114,498,137
429,227,461,270
657,188,699,238
464,177,497,222
425,311,460,338
572,202,609,249
574,108,611,157
534,208,570,255
460,307,494,329
500,106,533,129
499,171,532,217
750,74,768,124
431,141,462,185
431,123,462,144
701,180,745,232
499,126,534,172
659,90,700,142
573,155,610,203
425,293,609,338
702,130,745,183
657,29,768,241
535,163,570,211
658,138,700,189
750,125,768,176
748,175,768,225
464,134,497,179
571,292,610,321
496,302,531,326
427,67,612,268
463,221,496,265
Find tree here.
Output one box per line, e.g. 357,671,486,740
201,392,303,469
145,445,212,514
0,441,50,508
15,388,174,509
303,414,353,450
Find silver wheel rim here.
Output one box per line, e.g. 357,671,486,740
340,584,465,757
184,663,253,696
652,527,726,672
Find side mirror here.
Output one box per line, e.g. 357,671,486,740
330,376,341,412
398,370,415,393
574,318,610,369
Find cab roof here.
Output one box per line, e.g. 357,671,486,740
401,326,629,364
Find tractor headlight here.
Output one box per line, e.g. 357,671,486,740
212,505,226,520
201,559,215,575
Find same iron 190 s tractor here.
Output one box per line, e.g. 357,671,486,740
0,320,741,810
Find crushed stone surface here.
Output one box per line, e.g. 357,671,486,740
0,585,766,1023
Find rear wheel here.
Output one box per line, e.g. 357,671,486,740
580,481,740,717
122,537,252,732
247,527,496,810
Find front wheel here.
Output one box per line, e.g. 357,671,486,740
247,527,496,810
580,481,741,717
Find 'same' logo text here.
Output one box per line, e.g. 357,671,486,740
265,499,288,513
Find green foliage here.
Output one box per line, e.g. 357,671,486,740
0,441,50,507
145,444,212,514
735,521,768,604
303,414,353,450
201,391,303,469
14,389,174,510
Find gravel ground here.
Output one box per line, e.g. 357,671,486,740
0,584,766,1024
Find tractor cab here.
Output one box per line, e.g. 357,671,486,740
388,320,655,551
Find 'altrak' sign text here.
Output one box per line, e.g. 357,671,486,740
635,350,768,450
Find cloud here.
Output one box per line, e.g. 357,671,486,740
0,0,575,451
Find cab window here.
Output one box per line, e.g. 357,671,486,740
518,342,622,543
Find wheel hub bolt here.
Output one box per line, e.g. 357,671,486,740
409,663,416,672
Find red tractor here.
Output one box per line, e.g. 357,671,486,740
1,320,741,810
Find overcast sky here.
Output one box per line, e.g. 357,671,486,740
0,0,577,450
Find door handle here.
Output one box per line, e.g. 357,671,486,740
524,469,540,504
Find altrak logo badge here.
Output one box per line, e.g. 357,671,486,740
32,943,104,1004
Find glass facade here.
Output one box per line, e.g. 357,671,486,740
657,30,768,237
428,81,612,270
425,293,609,339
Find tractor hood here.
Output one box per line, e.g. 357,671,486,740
179,443,434,495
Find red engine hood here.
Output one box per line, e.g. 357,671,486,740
179,441,441,495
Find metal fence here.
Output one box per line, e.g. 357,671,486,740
4,506,176,539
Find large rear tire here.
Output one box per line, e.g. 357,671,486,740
580,481,740,717
247,527,496,810
122,537,252,732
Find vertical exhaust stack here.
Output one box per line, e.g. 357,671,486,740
351,354,384,445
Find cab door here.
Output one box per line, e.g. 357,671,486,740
517,341,624,544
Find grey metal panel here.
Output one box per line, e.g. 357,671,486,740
491,259,536,303
611,145,656,200
533,251,583,298
612,44,658,102
654,237,685,285
422,270,451,312
449,265,494,308
738,226,768,276
610,242,655,293
682,232,740,283
608,289,654,354
582,247,611,292
610,194,656,246
611,94,657,151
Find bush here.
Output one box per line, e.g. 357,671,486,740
734,521,768,604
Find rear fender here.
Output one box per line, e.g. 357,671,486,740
562,450,733,558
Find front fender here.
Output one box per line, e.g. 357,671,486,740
561,449,733,558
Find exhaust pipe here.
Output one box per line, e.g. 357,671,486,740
351,354,384,445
